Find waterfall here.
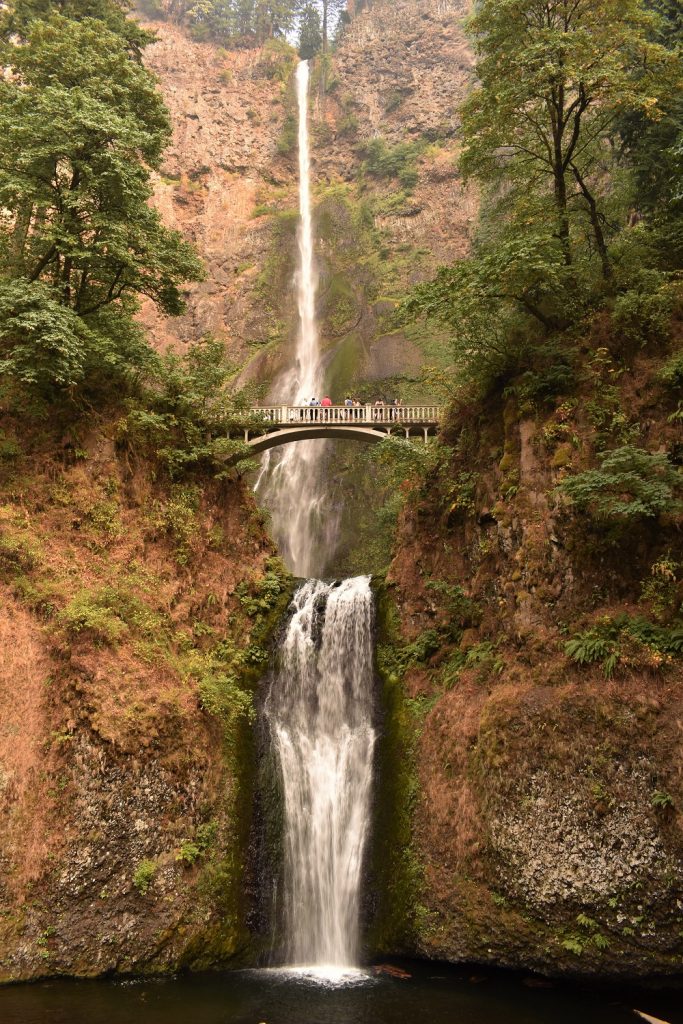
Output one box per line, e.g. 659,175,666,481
266,577,377,970
254,61,376,975
254,60,340,578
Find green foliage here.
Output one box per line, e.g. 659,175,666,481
651,790,674,809
557,445,681,521
277,114,298,155
60,589,130,646
298,1,321,58
175,819,219,866
640,554,681,618
401,0,681,421
401,233,579,400
0,532,38,578
198,670,255,724
59,585,167,646
561,935,585,956
658,349,683,392
121,337,260,479
461,0,678,279
183,0,302,46
359,138,422,192
132,859,157,896
0,12,201,395
424,579,480,631
565,614,683,677
236,558,290,617
146,485,201,564
0,5,202,404
612,272,675,348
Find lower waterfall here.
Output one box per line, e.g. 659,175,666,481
265,577,376,970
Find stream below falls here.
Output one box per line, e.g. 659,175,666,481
2,963,682,1024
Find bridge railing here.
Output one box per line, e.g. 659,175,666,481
250,404,443,426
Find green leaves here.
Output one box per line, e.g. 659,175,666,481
0,279,92,390
557,445,682,521
0,7,203,401
565,615,683,677
121,336,263,478
461,0,680,275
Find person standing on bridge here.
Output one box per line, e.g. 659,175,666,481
321,395,332,422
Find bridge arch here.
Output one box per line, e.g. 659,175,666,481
246,425,397,455
239,404,443,456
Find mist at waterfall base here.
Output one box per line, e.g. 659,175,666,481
4,967,683,1024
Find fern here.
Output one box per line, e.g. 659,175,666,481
557,445,682,520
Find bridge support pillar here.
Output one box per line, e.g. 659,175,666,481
423,428,429,442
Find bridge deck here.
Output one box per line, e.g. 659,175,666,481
249,404,442,428
236,405,443,454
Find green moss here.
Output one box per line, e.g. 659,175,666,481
366,578,425,953
551,442,574,469
182,563,295,966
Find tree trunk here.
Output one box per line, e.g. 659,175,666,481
570,163,612,281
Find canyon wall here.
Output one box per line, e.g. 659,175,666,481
0,424,291,980
375,335,683,978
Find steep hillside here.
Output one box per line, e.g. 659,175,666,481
138,1,476,397
374,320,683,978
138,20,297,359
0,417,291,981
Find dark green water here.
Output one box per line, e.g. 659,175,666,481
1,963,681,1024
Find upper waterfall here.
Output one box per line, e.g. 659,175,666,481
254,60,340,577
293,60,320,403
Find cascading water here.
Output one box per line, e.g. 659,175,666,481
266,578,376,970
255,61,376,975
254,60,339,578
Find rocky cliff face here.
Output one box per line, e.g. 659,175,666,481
139,1,476,398
138,20,296,361
377,339,683,978
0,422,290,981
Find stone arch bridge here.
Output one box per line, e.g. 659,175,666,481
240,405,443,455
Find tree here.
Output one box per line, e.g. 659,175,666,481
461,0,678,280
318,0,345,53
298,0,322,58
0,0,153,55
0,11,202,397
618,0,683,265
185,0,301,44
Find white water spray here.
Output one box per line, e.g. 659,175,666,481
254,60,339,577
255,62,376,975
266,577,376,969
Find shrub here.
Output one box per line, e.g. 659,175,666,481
557,445,681,521
132,859,157,896
277,114,297,155
121,336,258,479
360,138,422,192
60,590,129,646
612,272,674,348
565,615,683,677
236,558,292,617
658,350,683,393
198,672,255,724
640,555,681,618
176,820,218,866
